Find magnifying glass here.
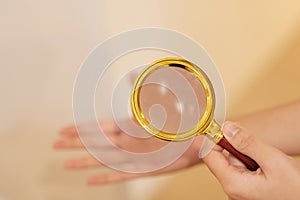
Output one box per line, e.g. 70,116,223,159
131,57,259,171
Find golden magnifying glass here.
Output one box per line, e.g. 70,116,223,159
131,58,259,171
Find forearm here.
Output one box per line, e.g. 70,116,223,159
235,100,300,155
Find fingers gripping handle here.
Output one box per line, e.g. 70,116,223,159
218,137,259,171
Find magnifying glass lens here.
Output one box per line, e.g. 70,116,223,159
138,66,207,135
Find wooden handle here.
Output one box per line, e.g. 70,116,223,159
218,137,259,171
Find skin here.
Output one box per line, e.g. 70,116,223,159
53,120,203,184
53,100,300,190
236,100,300,155
203,121,300,200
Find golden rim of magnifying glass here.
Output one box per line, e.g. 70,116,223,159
131,58,215,141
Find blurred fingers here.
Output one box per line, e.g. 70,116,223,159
87,171,141,185
53,137,84,148
60,121,121,137
53,136,115,149
65,156,104,169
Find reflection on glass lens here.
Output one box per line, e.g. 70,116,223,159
139,67,207,135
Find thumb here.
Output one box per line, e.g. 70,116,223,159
203,121,278,183
222,122,278,171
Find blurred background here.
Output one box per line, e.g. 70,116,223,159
1,0,300,199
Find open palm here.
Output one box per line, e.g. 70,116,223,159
53,119,204,185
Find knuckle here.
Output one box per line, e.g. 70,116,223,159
233,131,255,152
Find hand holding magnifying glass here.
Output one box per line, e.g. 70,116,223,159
131,58,259,171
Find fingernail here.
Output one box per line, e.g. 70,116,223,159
223,122,240,138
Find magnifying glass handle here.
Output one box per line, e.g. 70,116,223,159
218,137,259,171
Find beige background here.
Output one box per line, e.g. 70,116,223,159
1,1,300,199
